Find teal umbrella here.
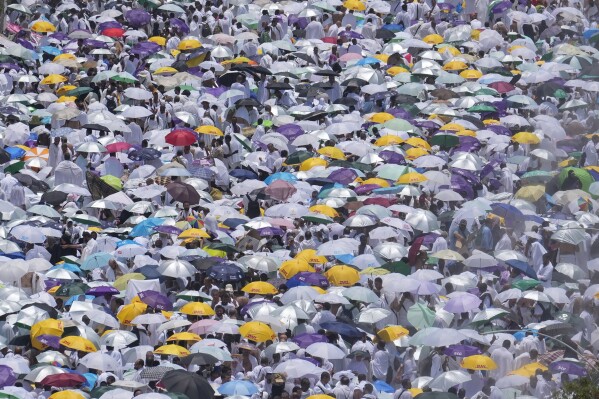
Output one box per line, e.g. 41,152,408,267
430,133,460,148
407,302,436,330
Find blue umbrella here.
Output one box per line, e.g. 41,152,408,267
136,265,163,279
207,263,245,282
320,321,362,338
355,57,381,66
218,380,259,396
505,259,538,280
287,272,330,289
265,172,297,185
490,203,524,226
230,169,258,180
41,46,62,56
81,252,112,271
65,294,95,306
130,218,164,237
373,380,394,393
116,239,140,248
50,263,81,274
583,29,599,40
5,147,25,160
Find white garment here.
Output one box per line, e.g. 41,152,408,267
490,347,514,379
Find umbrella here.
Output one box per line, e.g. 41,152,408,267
461,355,498,370
159,371,214,399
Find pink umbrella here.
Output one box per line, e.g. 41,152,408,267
188,319,220,335
265,180,297,201
339,53,362,62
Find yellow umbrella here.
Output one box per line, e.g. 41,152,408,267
221,57,253,65
178,39,202,50
369,112,395,123
512,132,540,145
509,362,548,377
295,249,327,264
397,172,427,184
438,46,460,56
309,205,339,218
423,34,444,45
56,85,77,96
311,286,326,294
24,147,49,160
373,54,389,63
149,36,166,46
459,69,483,79
56,96,76,103
325,265,360,287
456,129,476,137
48,285,60,295
203,247,227,258
461,355,498,370
54,53,77,61
387,66,409,76
405,147,429,160
443,60,468,71
117,302,148,325
31,319,64,350
408,388,423,397
154,67,178,75
242,281,278,295
180,302,216,316
342,0,366,10
515,185,545,202
41,74,67,85
375,135,404,146
405,137,431,149
167,332,202,342
299,157,328,171
280,259,315,279
239,321,276,342
114,273,145,290
49,392,85,399
360,267,389,275
196,125,224,136
31,20,56,33
377,326,409,342
59,336,97,352
179,228,210,239
362,178,390,187
154,344,190,356
317,146,345,160
440,123,464,131
307,395,335,399
483,119,500,125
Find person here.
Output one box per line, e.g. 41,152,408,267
314,372,332,395
490,340,514,380
581,135,599,166
392,379,412,399
333,376,352,399
537,253,554,288
371,341,391,382
449,220,471,255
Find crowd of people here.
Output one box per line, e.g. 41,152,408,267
0,0,597,399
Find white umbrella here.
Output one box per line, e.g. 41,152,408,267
158,259,195,278
124,88,153,101
429,370,471,391
409,327,466,346
306,342,346,360
121,106,153,119
11,225,46,243
24,365,68,383
101,330,138,349
464,250,497,268
357,308,393,324
434,190,464,202
273,359,325,378
79,352,120,372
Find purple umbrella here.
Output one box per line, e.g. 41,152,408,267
170,18,190,34
479,161,499,180
276,124,304,141
379,150,405,164
288,15,309,29
292,333,328,348
443,293,482,313
487,124,511,136
491,0,512,14
83,39,108,48
49,32,68,41
451,174,475,200
86,286,120,296
451,136,481,153
0,366,15,388
16,39,34,50
153,225,183,235
328,168,358,185
256,227,285,237
339,30,364,39
413,120,439,130
550,361,587,376
206,87,227,97
98,21,122,31
36,334,61,349
131,41,161,58
444,345,481,357
287,272,329,289
138,290,173,311
126,9,152,27
354,184,380,195
451,168,481,185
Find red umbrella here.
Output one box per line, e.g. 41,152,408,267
322,37,337,44
363,197,395,207
102,27,126,38
265,180,297,201
106,142,133,153
488,81,515,94
40,373,87,387
166,128,197,146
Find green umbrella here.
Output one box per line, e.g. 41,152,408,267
558,167,594,192
90,387,118,398
301,213,333,224
138,0,161,9
381,261,410,275
55,282,89,297
4,160,24,174
383,118,415,132
521,170,556,183
475,87,499,96
430,133,459,148
71,214,102,226
554,89,568,99
66,87,93,97
110,72,138,84
511,278,540,291
206,243,241,254
286,151,315,165
467,103,497,113
100,175,123,190
407,302,436,330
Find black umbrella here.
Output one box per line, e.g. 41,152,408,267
159,370,214,399
301,111,329,121
86,171,119,200
314,69,339,77
21,302,59,319
166,182,201,204
9,335,30,346
290,52,315,64
387,53,406,66
267,81,293,90
217,71,244,87
375,28,395,39
41,191,68,206
230,64,272,76
180,352,220,368
0,148,10,164
341,77,368,87
235,98,261,108
13,173,49,192
334,97,358,106
431,88,458,100
140,366,175,381
274,71,300,79
82,123,111,132
128,148,162,161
